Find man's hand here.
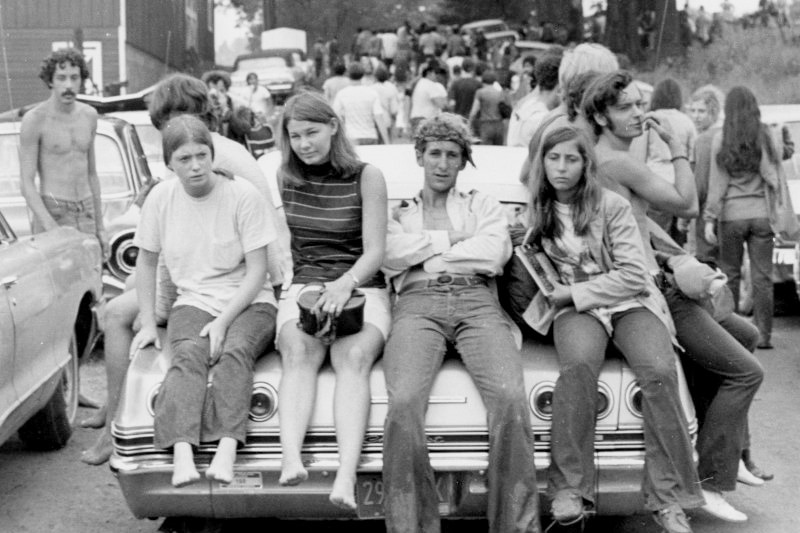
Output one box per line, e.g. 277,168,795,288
129,323,160,359
704,221,718,245
644,111,679,152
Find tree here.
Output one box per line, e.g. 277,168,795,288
605,0,681,65
534,0,583,43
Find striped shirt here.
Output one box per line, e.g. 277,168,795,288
282,161,385,287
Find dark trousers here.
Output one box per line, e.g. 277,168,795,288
154,303,276,449
664,286,764,491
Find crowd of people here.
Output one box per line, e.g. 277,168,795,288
21,44,786,533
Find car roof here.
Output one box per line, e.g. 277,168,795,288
259,145,529,204
759,104,800,126
461,19,506,30
107,110,153,126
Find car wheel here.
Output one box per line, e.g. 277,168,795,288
17,332,79,450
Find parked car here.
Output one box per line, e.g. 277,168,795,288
110,145,698,522
0,208,104,450
0,115,153,294
509,40,559,74
461,19,510,35
231,49,309,105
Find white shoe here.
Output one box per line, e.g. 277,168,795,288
737,459,765,486
701,489,748,522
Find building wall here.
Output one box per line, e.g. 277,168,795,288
125,45,170,93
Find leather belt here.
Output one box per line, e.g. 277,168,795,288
400,274,488,293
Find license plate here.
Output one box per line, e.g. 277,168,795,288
218,471,263,489
356,473,453,519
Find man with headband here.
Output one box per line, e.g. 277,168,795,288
380,113,541,533
19,47,107,256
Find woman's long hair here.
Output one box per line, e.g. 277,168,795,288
279,91,362,186
527,126,602,243
717,86,778,174
650,78,683,111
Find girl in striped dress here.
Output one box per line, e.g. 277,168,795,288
274,92,390,511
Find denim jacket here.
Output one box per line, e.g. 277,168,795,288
522,190,676,340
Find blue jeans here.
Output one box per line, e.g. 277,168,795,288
382,285,540,533
663,287,764,491
719,217,774,342
154,303,277,449
547,307,703,512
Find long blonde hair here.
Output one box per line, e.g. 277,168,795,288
527,126,601,243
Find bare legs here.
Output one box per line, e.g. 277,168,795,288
276,324,383,510
81,290,139,465
205,437,238,484
172,442,201,487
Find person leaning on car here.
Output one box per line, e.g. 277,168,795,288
380,113,541,533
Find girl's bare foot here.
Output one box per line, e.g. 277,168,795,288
172,442,200,487
279,458,308,486
80,429,113,465
206,438,237,484
79,405,107,429
329,473,357,511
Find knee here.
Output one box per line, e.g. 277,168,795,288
106,296,137,329
331,344,374,376
637,357,678,389
280,342,324,371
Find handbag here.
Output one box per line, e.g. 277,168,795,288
296,283,365,344
768,160,800,241
498,99,512,120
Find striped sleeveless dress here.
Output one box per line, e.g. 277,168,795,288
282,161,385,288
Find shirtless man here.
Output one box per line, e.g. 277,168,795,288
19,48,107,254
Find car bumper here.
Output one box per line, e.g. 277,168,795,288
110,449,648,519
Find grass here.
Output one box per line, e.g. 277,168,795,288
634,25,800,104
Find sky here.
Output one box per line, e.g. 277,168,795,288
584,1,761,15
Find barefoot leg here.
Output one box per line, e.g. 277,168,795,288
81,427,114,465
80,404,107,429
206,437,238,483
172,442,201,487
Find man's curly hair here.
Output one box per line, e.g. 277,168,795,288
39,48,90,87
413,113,475,167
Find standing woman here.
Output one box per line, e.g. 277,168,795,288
525,126,702,530
275,92,389,510
131,115,278,487
704,86,780,349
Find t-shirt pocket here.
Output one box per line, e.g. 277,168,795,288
211,238,244,271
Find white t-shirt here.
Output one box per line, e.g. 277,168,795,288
410,77,447,120
333,84,385,141
245,85,272,119
506,91,548,148
135,176,277,316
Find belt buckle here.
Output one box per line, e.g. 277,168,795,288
435,274,454,285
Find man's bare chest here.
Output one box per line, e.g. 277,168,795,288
40,116,92,155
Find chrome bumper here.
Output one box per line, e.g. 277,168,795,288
110,450,647,519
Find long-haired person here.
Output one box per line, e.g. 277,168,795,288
704,86,780,349
526,126,702,532
275,91,389,510
131,115,278,487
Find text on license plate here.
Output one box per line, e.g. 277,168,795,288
356,473,452,518
218,472,263,489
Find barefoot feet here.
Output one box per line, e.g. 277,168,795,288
79,404,107,429
279,457,309,486
205,438,237,484
172,442,200,487
329,473,356,511
81,429,113,465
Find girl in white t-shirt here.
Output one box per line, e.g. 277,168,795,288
131,115,277,487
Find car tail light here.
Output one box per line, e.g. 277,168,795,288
531,382,614,421
625,382,644,418
249,383,278,422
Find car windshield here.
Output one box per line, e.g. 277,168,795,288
134,123,164,169
0,133,20,198
237,57,288,70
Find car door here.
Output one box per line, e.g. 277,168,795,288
0,257,17,432
0,224,57,405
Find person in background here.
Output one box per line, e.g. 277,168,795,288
381,113,540,533
202,70,234,138
468,70,509,145
372,66,400,143
275,92,389,511
507,52,561,148
323,63,350,104
333,63,389,145
242,72,272,126
704,86,780,349
409,62,448,132
447,57,482,119
130,114,278,488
